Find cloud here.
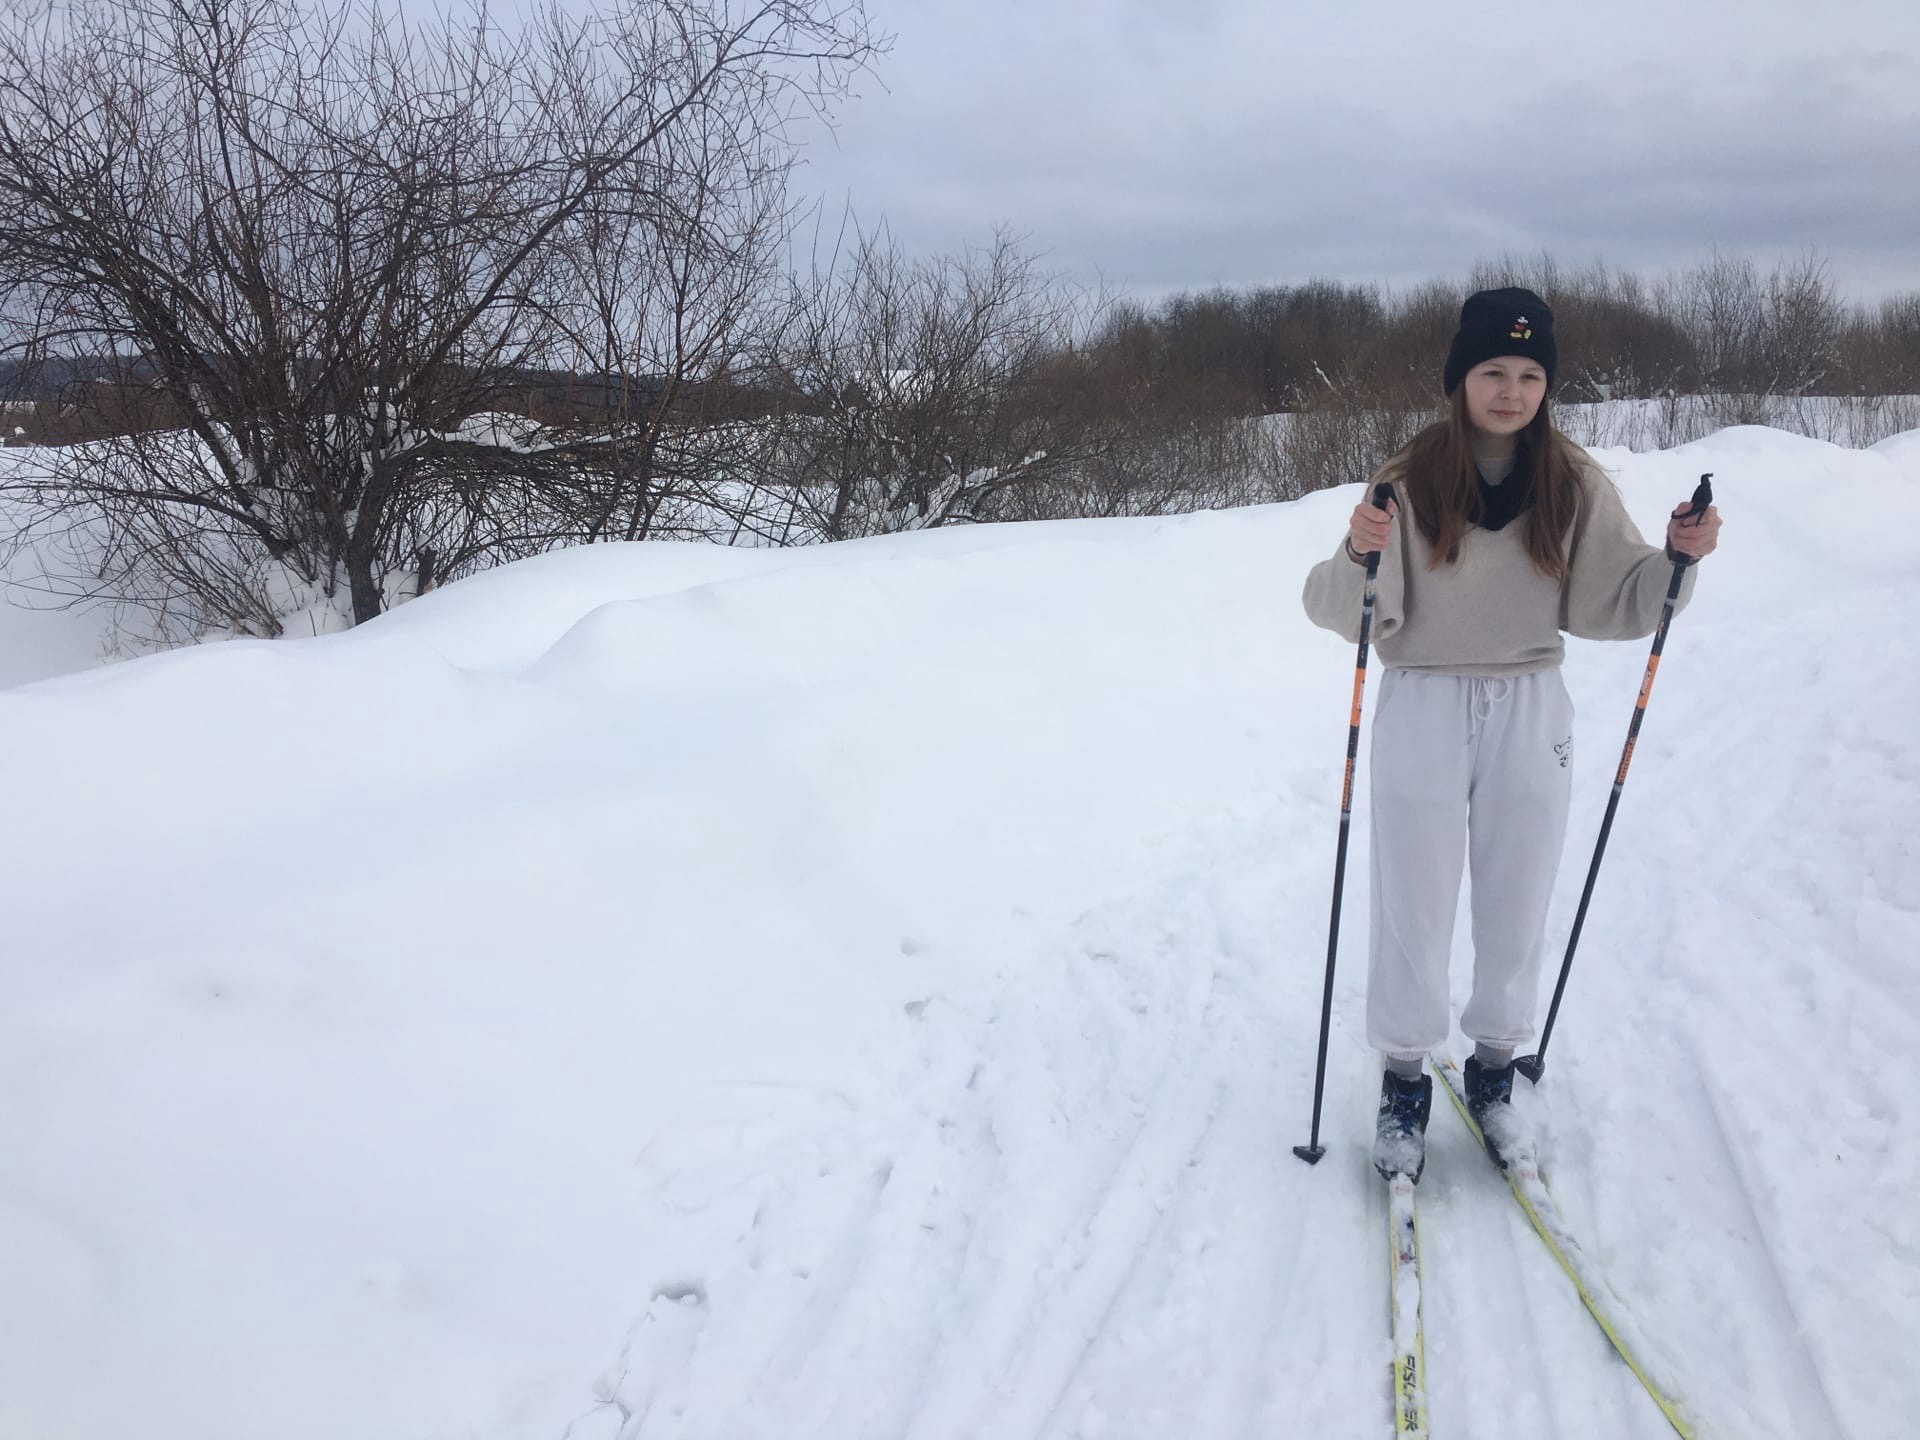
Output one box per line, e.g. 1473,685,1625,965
792,9,1920,301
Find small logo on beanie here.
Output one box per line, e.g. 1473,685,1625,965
1510,316,1533,339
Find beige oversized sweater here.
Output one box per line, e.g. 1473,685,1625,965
1300,449,1697,677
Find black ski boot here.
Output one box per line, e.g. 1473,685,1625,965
1372,1069,1433,1183
1463,1055,1519,1170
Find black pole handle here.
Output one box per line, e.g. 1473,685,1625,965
1350,480,1397,563
1671,474,1713,566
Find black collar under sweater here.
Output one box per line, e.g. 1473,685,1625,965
1474,442,1533,532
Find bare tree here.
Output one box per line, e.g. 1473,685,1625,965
0,0,879,635
1674,250,1765,391
768,224,1109,541
532,56,800,549
1758,251,1842,395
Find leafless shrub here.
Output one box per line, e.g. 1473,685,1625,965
764,223,1110,541
1277,392,1434,498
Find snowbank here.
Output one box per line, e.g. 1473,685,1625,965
1,426,1916,1439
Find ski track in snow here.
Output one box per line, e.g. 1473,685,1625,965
595,858,1370,1439
596,846,1734,1440
1419,1086,1674,1439
1688,1054,1847,1439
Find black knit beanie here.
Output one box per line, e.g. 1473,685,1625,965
1442,287,1556,395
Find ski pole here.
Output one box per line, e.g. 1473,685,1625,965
1296,481,1395,1166
1515,473,1713,1086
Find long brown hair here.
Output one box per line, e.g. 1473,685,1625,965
1390,388,1583,582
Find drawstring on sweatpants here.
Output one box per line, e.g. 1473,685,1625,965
1466,676,1514,744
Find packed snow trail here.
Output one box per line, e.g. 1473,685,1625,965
0,426,1915,1439
1430,1054,1690,1436
591,859,1685,1440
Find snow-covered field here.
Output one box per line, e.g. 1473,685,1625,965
2,424,1916,1439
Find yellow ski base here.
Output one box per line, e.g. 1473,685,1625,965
1431,1054,1697,1440
1387,1172,1429,1437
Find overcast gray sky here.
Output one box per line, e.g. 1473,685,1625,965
785,0,1920,305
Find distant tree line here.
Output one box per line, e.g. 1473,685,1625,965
1091,252,1919,415
1,0,1915,644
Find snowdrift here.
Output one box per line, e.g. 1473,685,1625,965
2,427,1916,1439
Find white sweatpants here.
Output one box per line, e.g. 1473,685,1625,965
1365,667,1575,1057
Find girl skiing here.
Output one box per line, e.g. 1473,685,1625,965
1301,287,1721,1182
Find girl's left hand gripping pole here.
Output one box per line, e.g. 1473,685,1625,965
1295,481,1395,1166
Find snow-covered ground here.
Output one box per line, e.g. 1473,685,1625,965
2,424,1916,1439
0,496,124,683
